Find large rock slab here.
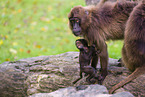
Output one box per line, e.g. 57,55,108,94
30,84,134,97
0,52,145,97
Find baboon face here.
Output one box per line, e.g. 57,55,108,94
68,6,90,36
69,17,82,36
76,39,89,53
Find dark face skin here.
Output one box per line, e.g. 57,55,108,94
76,40,89,53
69,17,81,36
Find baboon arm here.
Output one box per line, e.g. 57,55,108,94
109,66,145,94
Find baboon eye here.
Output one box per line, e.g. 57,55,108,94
71,21,74,23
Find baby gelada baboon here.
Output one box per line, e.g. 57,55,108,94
73,39,98,84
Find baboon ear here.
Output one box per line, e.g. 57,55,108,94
85,10,89,15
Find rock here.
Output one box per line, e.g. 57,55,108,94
0,62,28,97
29,84,134,97
111,92,134,97
85,0,117,6
0,52,145,97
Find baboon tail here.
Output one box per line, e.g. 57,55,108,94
109,65,145,94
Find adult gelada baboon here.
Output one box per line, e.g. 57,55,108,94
109,0,145,94
68,0,137,84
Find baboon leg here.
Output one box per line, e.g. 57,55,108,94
82,66,98,84
98,44,108,84
109,65,145,94
86,72,97,84
117,45,127,67
86,74,94,84
117,58,123,67
73,72,83,84
91,54,99,69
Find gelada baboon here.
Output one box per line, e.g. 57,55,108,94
109,0,145,94
73,39,98,84
68,0,137,84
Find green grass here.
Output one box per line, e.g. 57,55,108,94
0,0,123,64
107,40,123,59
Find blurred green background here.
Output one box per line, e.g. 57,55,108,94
0,0,123,64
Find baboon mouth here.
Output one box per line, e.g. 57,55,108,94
73,32,81,36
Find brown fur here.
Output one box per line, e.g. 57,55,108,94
109,1,145,93
68,0,137,83
73,39,98,84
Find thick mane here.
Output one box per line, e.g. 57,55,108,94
81,1,137,50
85,1,137,44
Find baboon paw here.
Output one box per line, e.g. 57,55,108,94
98,75,105,85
